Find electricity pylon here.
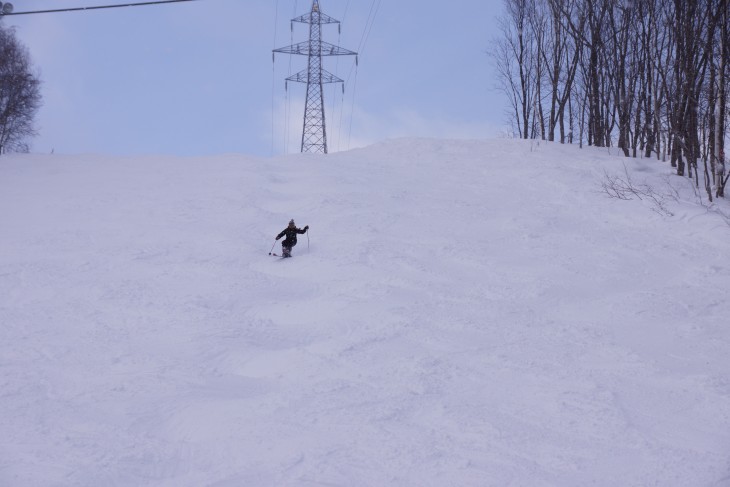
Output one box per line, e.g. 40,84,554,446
273,0,357,154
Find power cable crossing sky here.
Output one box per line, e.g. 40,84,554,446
2,0,200,16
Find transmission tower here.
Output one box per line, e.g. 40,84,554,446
273,0,357,154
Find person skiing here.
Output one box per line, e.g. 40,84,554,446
275,219,309,257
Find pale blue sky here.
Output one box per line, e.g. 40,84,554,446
5,0,507,156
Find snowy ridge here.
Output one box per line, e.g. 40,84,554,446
1,138,729,486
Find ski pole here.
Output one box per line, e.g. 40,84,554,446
268,240,277,255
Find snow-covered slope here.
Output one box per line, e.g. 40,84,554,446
1,139,729,486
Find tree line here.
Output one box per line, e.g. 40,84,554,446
493,0,729,200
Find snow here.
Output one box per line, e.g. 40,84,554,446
1,138,729,486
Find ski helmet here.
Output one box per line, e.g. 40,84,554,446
289,219,295,227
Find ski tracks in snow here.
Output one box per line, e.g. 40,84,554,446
2,142,730,486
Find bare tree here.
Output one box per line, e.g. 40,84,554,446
582,0,611,147
544,0,582,143
636,0,664,159
528,0,549,140
492,0,730,198
606,1,635,156
709,0,728,197
0,23,42,154
493,0,539,139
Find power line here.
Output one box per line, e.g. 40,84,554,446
271,0,279,156
2,0,201,16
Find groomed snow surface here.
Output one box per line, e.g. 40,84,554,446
1,138,729,486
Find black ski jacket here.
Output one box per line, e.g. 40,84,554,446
276,226,307,246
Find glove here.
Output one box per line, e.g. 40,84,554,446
275,235,280,240
304,225,309,231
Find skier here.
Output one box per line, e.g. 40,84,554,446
275,219,309,257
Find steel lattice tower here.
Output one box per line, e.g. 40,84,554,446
273,0,357,154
